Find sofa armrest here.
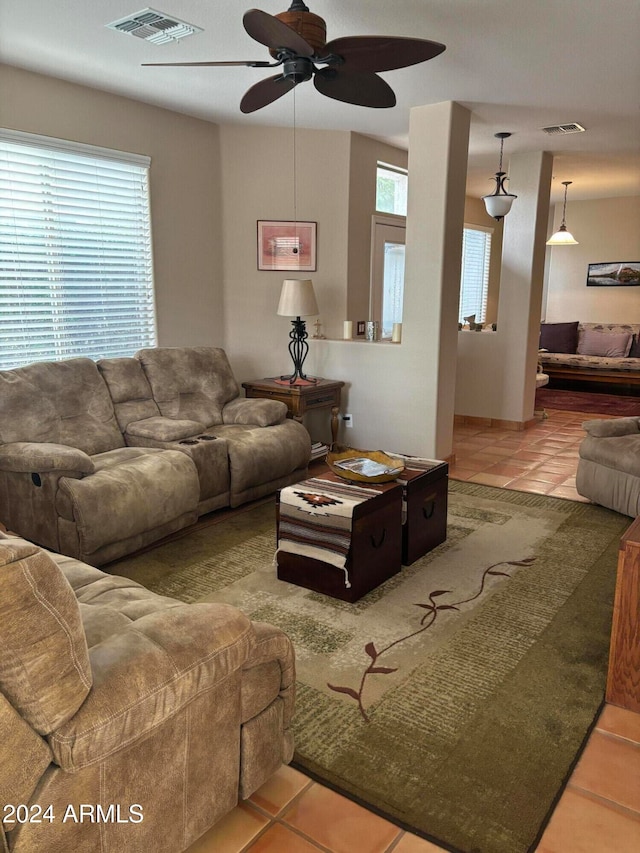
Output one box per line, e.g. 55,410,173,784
48,603,254,771
126,416,207,442
0,442,94,475
222,397,287,427
582,417,640,437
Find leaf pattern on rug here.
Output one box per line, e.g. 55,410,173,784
328,557,536,722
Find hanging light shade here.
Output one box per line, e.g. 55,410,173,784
547,181,578,245
482,132,517,221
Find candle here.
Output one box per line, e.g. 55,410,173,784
392,323,402,343
343,320,353,339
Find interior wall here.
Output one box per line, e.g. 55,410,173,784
544,195,640,322
0,64,224,348
217,124,351,382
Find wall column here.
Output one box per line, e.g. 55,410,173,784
497,150,553,422
404,101,470,458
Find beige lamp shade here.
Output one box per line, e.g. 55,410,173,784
277,279,319,317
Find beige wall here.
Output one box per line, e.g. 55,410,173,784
544,195,640,323
0,64,224,347
217,124,351,382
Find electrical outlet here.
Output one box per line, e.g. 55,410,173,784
343,413,353,428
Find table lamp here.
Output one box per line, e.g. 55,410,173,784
277,278,319,384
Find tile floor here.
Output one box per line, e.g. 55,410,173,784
186,404,640,853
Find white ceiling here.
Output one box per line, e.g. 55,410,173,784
1,0,639,203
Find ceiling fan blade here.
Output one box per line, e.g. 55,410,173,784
323,35,445,73
243,9,314,57
240,74,297,113
313,68,396,108
142,60,272,67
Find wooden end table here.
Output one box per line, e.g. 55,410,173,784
242,377,345,448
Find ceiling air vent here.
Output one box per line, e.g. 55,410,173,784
542,123,586,135
106,8,203,45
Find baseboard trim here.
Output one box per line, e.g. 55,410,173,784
454,414,537,432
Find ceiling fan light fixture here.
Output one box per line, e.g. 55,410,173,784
482,132,517,221
547,181,579,245
274,0,327,55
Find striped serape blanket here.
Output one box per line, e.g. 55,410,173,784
277,477,381,588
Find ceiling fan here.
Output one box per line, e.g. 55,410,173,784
143,1,446,113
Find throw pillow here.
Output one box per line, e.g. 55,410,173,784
577,328,633,357
539,321,579,353
629,334,640,358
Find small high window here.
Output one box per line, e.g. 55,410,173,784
376,162,408,217
459,225,492,324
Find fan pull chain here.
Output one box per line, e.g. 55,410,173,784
292,87,299,254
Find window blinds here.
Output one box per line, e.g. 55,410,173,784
459,226,492,324
0,130,156,369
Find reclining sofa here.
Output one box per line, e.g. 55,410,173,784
576,416,640,517
0,347,311,565
0,531,295,853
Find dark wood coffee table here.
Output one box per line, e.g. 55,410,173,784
276,471,402,602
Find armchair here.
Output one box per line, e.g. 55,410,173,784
576,416,640,516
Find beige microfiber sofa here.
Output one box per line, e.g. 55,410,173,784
576,416,640,516
0,531,295,853
0,347,310,565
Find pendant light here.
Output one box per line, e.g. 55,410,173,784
482,132,517,221
546,181,578,245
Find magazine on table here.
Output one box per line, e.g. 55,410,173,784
333,457,402,477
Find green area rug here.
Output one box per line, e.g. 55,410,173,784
113,481,629,853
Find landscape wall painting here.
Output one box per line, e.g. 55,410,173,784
587,262,640,286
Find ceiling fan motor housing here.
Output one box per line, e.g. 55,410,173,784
271,8,327,56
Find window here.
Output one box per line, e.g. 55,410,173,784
370,216,406,339
0,130,156,369
376,162,408,217
459,225,492,324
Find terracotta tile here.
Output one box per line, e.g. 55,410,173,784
185,803,269,853
468,472,516,487
485,461,535,476
246,823,321,852
570,729,640,812
597,705,640,744
447,467,479,481
526,468,573,485
507,477,554,494
547,486,589,502
392,833,446,852
480,444,519,457
536,788,640,853
511,450,555,461
282,783,401,853
248,765,312,817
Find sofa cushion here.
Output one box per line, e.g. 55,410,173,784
56,447,200,557
577,328,633,357
98,357,160,432
539,321,579,353
136,347,240,426
0,536,92,734
0,358,124,455
628,335,640,358
48,595,254,771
